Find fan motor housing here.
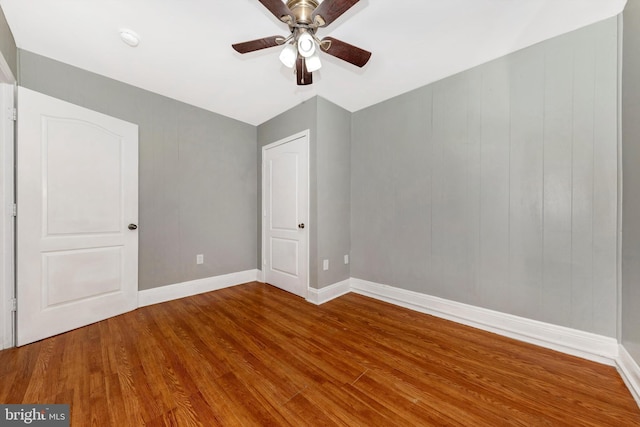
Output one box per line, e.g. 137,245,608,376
286,0,319,24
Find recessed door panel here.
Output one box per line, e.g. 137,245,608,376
45,118,122,235
270,154,298,231
270,238,299,276
43,247,122,307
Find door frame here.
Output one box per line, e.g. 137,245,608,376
261,130,310,298
0,57,15,349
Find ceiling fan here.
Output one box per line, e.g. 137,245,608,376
232,0,371,85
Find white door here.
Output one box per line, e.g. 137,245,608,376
16,87,138,346
263,131,309,298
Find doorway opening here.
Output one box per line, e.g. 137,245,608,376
261,130,310,298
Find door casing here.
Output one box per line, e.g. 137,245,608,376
0,82,14,349
0,47,16,349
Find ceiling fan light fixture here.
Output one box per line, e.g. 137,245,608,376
297,31,316,58
279,44,297,68
305,51,322,72
231,0,372,85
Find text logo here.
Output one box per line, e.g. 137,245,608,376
0,405,69,426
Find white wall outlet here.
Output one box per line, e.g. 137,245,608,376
344,254,349,265
323,259,329,271
196,254,204,265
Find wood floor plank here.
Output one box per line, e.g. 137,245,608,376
320,296,626,426
280,390,344,427
0,282,638,426
326,294,639,424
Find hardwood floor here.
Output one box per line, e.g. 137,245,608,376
1,281,639,426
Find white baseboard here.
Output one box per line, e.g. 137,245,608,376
1,333,11,351
307,279,351,305
138,269,260,307
350,278,619,366
617,345,640,407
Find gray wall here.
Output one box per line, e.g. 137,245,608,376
316,98,351,288
351,17,619,337
18,50,257,291
257,97,351,289
622,1,640,363
0,6,16,79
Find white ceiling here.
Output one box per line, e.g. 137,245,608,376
0,0,627,125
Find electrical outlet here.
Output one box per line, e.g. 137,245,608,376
196,254,204,265
344,254,349,265
323,259,329,271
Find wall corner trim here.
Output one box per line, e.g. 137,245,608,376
306,279,351,305
138,269,260,307
617,345,640,407
349,278,620,366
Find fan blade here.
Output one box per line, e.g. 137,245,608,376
321,37,371,67
296,58,313,85
232,36,283,54
312,0,359,27
258,0,294,23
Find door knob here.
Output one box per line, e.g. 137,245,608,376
128,224,138,230
298,223,305,229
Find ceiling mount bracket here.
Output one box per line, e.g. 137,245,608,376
286,0,320,25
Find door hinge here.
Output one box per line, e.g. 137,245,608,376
10,298,16,312
9,107,16,121
12,203,16,217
